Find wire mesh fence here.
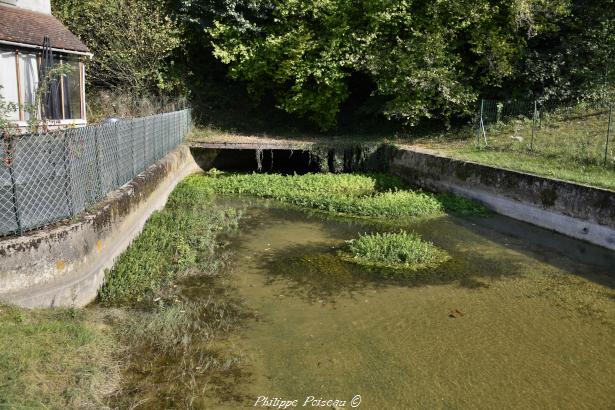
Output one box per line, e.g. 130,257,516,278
0,109,192,237
476,99,614,166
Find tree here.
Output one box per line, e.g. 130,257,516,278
52,0,181,95
207,0,570,130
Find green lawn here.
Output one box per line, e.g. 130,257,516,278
416,108,615,190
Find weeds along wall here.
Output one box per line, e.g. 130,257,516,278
0,109,192,236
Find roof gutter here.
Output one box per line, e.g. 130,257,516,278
0,39,93,58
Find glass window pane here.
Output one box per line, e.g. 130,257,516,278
63,60,82,120
0,51,19,121
19,53,39,121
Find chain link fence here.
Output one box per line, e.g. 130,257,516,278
0,109,192,237
476,99,613,166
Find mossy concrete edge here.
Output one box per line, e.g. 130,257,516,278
0,144,201,308
390,146,615,251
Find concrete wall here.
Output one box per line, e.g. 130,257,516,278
0,145,200,308
390,146,615,251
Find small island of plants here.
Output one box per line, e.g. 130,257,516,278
341,231,450,273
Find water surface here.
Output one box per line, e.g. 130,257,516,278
207,198,615,409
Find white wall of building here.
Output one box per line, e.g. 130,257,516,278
0,0,51,14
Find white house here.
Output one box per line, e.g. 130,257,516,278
0,0,91,128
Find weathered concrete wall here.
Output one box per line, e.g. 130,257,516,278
0,144,200,308
390,146,615,250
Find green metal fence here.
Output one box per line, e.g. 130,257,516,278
476,99,613,166
0,109,192,237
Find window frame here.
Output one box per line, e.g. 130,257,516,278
1,47,87,127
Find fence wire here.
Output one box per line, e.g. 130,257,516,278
0,109,192,237
476,99,614,166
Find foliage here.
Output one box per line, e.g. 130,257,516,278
0,86,18,136
52,0,181,95
98,179,240,306
342,231,450,271
0,304,118,408
207,0,579,129
514,0,615,103
194,172,486,218
51,0,613,130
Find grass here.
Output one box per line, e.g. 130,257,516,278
341,231,450,272
193,172,488,219
98,180,241,307
0,179,245,408
418,108,615,190
96,178,247,407
0,304,119,409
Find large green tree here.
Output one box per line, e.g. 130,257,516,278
208,0,561,129
52,0,181,95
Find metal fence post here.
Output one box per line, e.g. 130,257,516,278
606,105,612,165
477,99,487,146
530,100,537,151
130,119,136,178
142,117,146,172
114,122,121,187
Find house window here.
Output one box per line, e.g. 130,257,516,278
0,51,19,121
43,58,83,121
19,53,39,121
0,50,84,124
62,60,82,120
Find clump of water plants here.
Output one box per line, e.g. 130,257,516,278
191,172,487,219
341,231,450,271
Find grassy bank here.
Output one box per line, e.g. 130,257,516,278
194,172,488,218
0,305,118,408
414,108,615,190
191,117,615,191
0,178,244,408
99,180,240,306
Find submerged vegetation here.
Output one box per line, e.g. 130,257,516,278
194,172,488,219
98,179,248,407
343,231,450,271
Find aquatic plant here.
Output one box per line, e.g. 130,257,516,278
191,172,487,219
98,179,240,306
342,231,450,271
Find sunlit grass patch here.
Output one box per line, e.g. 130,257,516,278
98,180,241,307
0,304,118,409
341,231,450,272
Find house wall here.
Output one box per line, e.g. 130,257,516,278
0,0,51,14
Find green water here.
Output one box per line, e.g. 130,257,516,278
202,198,615,409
